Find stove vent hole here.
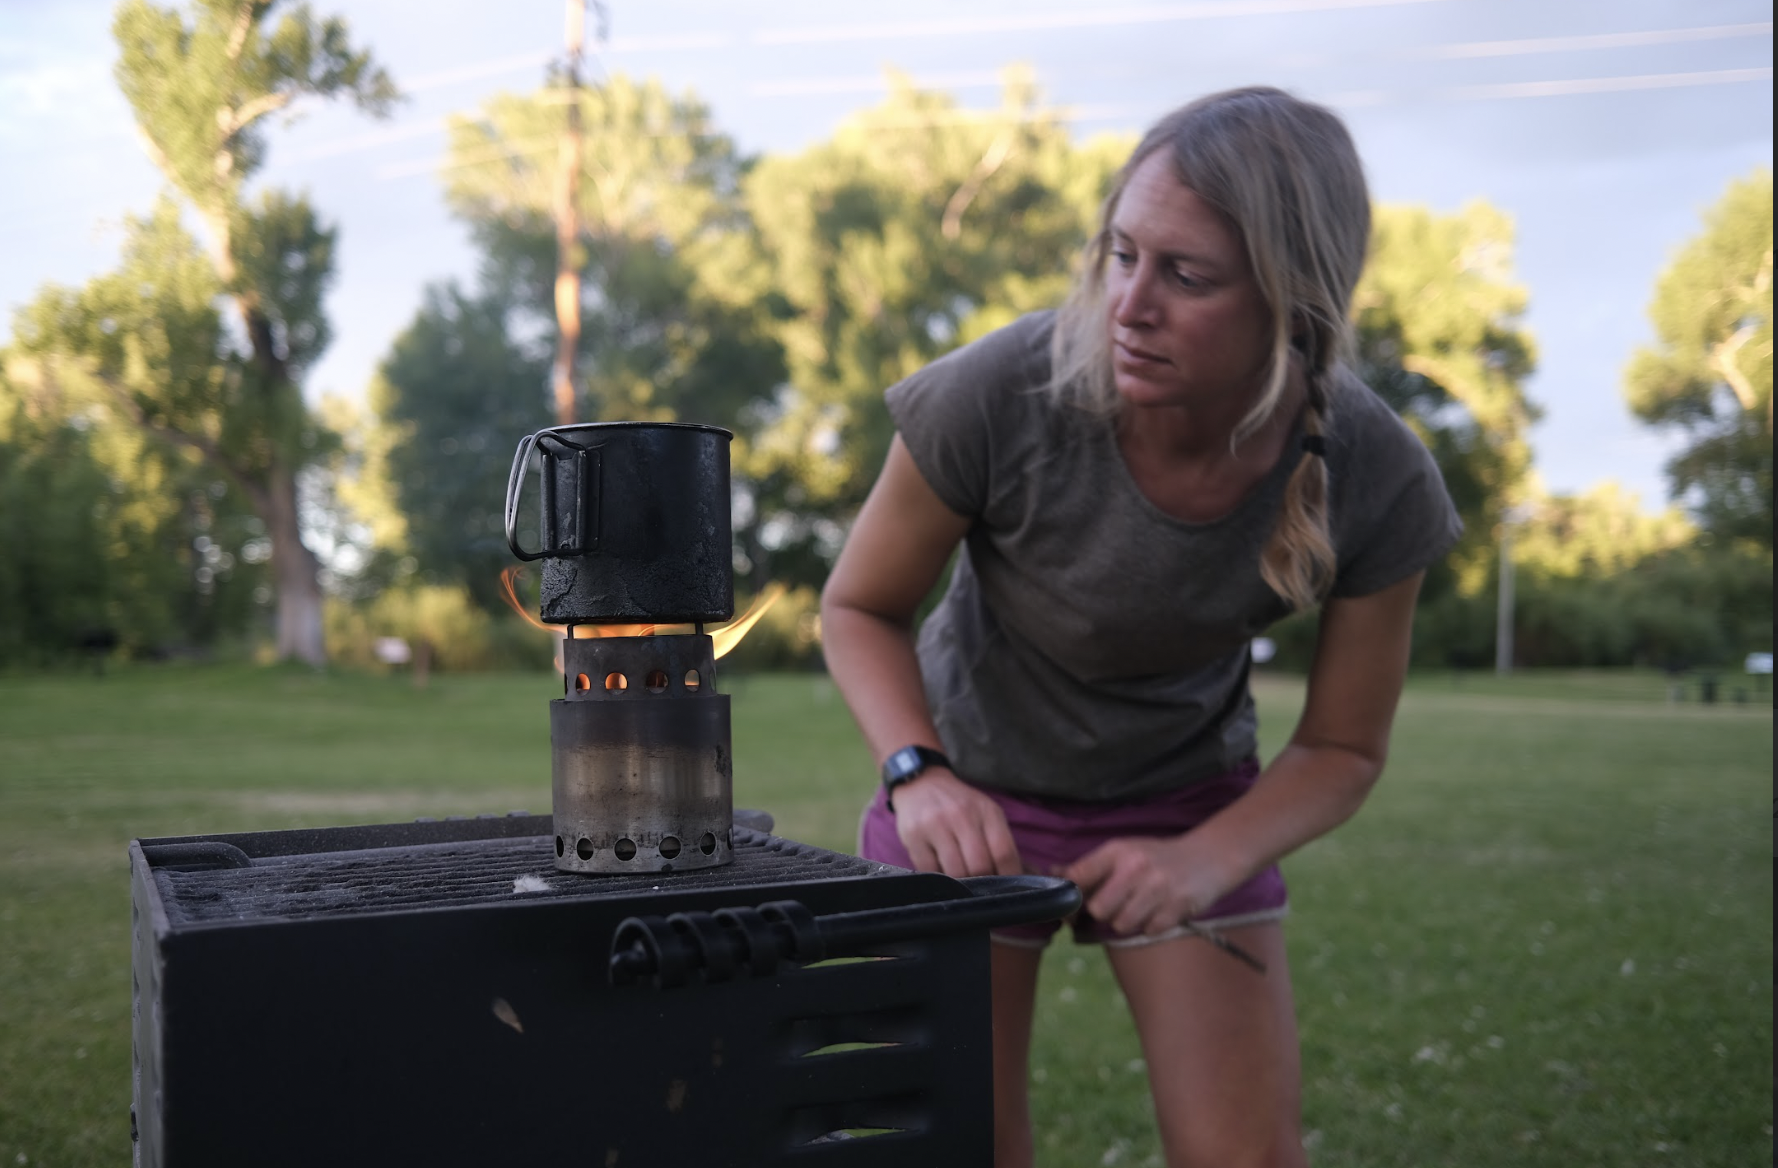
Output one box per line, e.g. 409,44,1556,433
659,836,682,860
683,669,701,691
574,673,591,693
576,837,594,861
555,835,566,858
699,832,717,856
614,838,638,861
604,672,628,692
645,670,669,693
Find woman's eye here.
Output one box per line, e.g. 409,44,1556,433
1172,268,1200,288
1110,248,1135,267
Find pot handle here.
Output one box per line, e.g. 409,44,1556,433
608,874,1082,988
505,431,601,561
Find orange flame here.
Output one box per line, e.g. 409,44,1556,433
713,583,786,658
498,567,786,659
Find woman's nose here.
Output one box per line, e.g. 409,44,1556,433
1112,267,1158,328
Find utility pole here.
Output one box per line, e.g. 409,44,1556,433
1495,507,1524,676
550,0,588,426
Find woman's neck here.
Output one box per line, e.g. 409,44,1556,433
1113,374,1307,523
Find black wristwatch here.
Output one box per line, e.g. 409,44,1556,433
881,744,951,812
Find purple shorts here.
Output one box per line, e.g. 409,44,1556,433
857,758,1288,947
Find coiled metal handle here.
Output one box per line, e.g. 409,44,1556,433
608,874,1081,988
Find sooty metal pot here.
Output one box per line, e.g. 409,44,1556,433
505,422,733,626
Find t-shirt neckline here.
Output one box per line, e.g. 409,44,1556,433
1100,407,1308,532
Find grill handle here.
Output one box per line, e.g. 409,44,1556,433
609,874,1080,988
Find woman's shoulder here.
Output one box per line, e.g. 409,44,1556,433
884,311,1064,519
886,311,1056,413
1322,367,1459,494
1322,365,1464,596
1324,367,1424,452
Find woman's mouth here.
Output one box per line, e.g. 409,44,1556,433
1114,341,1169,367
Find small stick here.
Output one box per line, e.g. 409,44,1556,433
1182,922,1268,974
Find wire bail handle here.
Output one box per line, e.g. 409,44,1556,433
505,429,603,562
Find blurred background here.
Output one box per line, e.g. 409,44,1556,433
0,0,1770,677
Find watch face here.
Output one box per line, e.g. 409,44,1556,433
883,746,924,783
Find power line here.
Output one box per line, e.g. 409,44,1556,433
751,0,1447,46
741,22,1772,98
2,17,1771,206
1419,21,1772,59
1446,65,1773,101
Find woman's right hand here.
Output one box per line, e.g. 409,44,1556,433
891,768,1025,877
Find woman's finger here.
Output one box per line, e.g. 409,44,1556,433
1062,842,1116,893
902,827,940,874
981,813,1024,876
930,826,970,878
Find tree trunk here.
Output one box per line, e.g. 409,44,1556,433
266,461,326,666
551,0,586,426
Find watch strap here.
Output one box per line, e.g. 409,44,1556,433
881,744,951,812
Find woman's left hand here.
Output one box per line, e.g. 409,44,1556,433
1061,834,1235,937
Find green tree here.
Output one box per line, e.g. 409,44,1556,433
351,74,783,602
2,329,271,662
740,69,1125,583
442,74,781,428
1625,168,1773,546
364,284,552,610
1512,483,1694,579
1353,201,1540,598
13,0,396,664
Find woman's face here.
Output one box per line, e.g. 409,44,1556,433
1104,151,1275,414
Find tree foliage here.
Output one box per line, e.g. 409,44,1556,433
738,69,1125,580
1512,483,1693,579
339,75,784,601
442,75,781,426
1625,168,1773,546
0,348,270,663
366,284,552,611
24,0,401,665
1354,201,1539,598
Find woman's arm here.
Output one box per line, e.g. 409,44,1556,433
1064,570,1425,935
821,437,1025,877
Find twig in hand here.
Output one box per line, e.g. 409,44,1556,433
1183,922,1268,974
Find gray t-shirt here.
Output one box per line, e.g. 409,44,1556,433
885,310,1461,802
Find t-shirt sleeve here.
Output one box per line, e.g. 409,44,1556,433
1326,386,1466,599
883,313,1052,520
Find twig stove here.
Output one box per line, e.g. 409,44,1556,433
127,422,1077,1168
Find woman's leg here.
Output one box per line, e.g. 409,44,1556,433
1105,923,1305,1168
990,938,1046,1168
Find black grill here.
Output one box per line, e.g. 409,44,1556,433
130,813,1076,1168
149,821,886,924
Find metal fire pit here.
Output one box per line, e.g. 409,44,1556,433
129,813,1077,1167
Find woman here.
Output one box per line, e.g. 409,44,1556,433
820,87,1460,1168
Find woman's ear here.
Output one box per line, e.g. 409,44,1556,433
1289,312,1311,354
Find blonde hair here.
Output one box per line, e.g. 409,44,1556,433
1051,87,1371,610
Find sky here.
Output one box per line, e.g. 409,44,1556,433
1,0,1771,508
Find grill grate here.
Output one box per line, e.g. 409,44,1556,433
153,827,898,925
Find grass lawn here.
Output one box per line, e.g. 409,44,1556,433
0,663,1770,1166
